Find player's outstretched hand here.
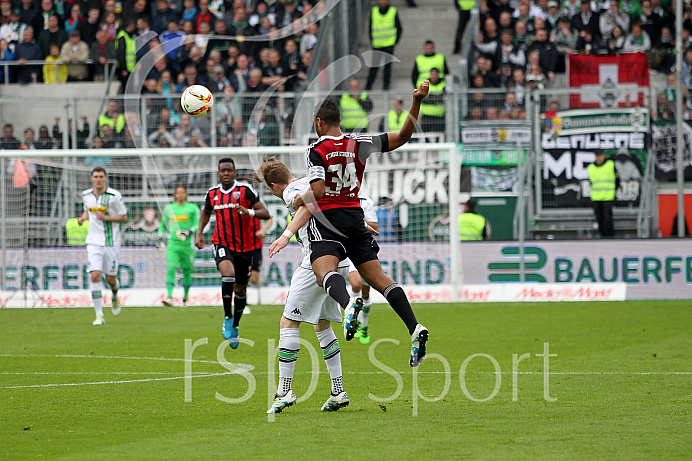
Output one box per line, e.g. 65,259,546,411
195,234,205,249
77,217,85,226
268,235,289,258
413,80,429,102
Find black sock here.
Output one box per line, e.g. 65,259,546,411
233,293,246,328
323,271,350,309
383,284,418,334
222,276,235,318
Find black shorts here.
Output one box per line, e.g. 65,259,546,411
250,248,262,272
212,244,253,285
308,208,380,266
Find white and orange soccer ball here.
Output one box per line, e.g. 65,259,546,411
180,85,214,117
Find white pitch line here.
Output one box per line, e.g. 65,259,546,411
0,371,247,389
0,353,223,364
1,372,218,376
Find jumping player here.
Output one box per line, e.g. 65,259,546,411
259,158,351,413
274,81,430,366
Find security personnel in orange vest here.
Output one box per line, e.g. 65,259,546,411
459,199,490,241
365,0,403,91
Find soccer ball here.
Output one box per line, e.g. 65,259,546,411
181,85,214,118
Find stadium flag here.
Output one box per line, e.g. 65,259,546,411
568,53,649,108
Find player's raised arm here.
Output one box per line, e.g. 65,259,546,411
387,80,429,151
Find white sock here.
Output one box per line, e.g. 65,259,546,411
277,328,300,396
91,280,103,317
358,298,372,328
316,327,343,395
352,289,361,299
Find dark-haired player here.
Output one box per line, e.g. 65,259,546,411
273,81,431,367
196,158,271,349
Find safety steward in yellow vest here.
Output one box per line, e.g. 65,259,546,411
115,19,137,87
98,99,126,137
459,199,490,241
386,98,408,132
366,0,402,91
587,150,618,237
420,68,446,132
412,40,449,88
65,217,90,246
454,0,476,54
340,78,373,132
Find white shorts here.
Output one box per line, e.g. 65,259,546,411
87,245,120,276
347,260,369,287
284,265,350,325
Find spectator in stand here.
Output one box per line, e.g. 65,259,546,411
100,124,116,147
248,106,279,146
497,10,513,33
494,29,525,69
513,20,530,51
157,69,177,108
551,16,577,73
412,40,449,87
300,21,317,57
1,8,26,53
607,25,626,53
249,1,276,28
623,22,651,53
195,20,211,53
43,42,67,82
526,28,558,81
180,45,205,76
216,85,243,137
651,26,674,72
172,112,196,146
545,1,561,31
205,21,233,60
193,0,215,34
576,27,605,54
0,38,14,83
209,0,225,20
15,26,43,83
34,0,56,34
100,11,118,41
64,4,82,34
148,121,178,147
507,68,527,106
176,64,201,92
475,18,500,58
36,125,55,149
61,29,89,81
572,0,600,37
513,1,535,35
262,47,286,86
79,8,101,46
638,0,662,43
208,63,231,92
0,123,21,149
227,7,255,57
243,67,269,120
18,0,39,34
128,0,150,24
475,55,499,87
53,114,90,149
151,0,176,34
365,0,402,91
277,0,301,30
90,29,116,81
181,0,197,22
23,128,37,149
38,14,67,57
497,62,513,87
600,0,630,39
294,47,311,85
282,38,299,73
0,0,11,26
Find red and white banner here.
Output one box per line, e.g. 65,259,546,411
568,53,649,108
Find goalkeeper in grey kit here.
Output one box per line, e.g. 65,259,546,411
158,186,200,306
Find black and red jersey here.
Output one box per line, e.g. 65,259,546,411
204,181,260,252
306,133,388,211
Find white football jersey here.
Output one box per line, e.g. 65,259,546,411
359,195,378,223
82,187,128,247
283,177,350,269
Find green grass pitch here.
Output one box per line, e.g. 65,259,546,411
1,301,691,459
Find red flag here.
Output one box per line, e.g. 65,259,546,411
568,53,649,108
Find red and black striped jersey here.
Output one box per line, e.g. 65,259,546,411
204,181,260,252
306,133,389,211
